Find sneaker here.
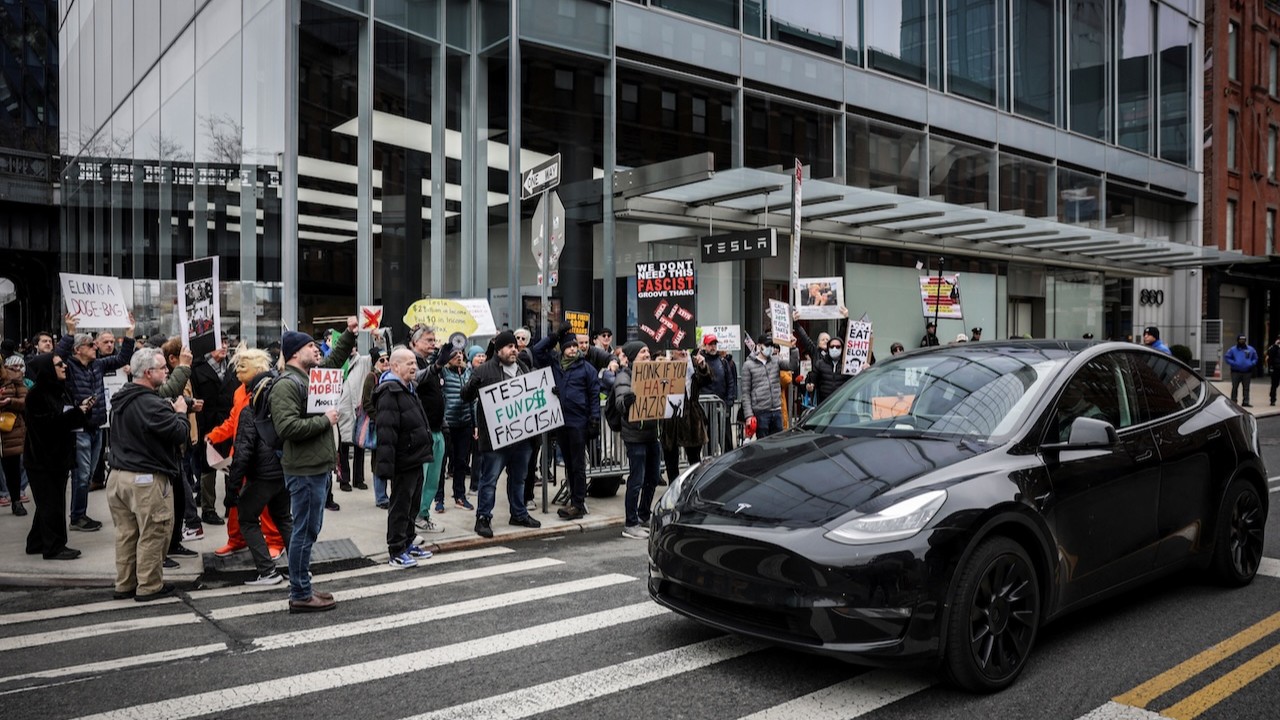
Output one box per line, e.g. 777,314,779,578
414,516,430,530
245,571,283,586
407,546,433,560
434,500,445,513
19,493,27,503
412,534,427,547
474,516,493,538
70,516,103,532
168,544,198,558
269,546,286,561
201,510,225,526
389,551,418,569
325,500,341,511
214,543,248,558
622,524,650,540
509,515,542,529
44,548,83,561
376,501,389,510
162,557,180,568
182,525,205,541
454,497,474,510
420,519,445,534
557,504,586,520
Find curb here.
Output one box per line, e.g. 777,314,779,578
425,516,627,555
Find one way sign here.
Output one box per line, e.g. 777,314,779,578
521,153,561,200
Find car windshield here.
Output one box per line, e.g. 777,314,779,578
800,349,1068,442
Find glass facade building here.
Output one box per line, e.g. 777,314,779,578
59,0,1210,350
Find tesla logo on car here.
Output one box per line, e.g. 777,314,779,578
733,503,752,514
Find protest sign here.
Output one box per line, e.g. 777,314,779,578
403,298,498,337
696,325,740,352
306,368,345,414
920,275,963,320
796,277,845,320
872,395,914,420
635,259,696,350
59,272,130,330
843,317,873,375
628,360,687,422
177,257,221,356
359,305,384,331
479,367,564,449
768,299,793,347
565,310,591,338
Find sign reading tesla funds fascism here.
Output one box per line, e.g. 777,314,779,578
635,259,696,349
480,367,564,449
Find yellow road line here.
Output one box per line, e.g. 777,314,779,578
1113,610,1280,708
1160,641,1280,720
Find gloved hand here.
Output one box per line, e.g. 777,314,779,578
744,415,758,438
586,418,600,439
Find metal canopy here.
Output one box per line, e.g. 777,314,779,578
625,165,1256,276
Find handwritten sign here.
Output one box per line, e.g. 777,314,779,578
628,361,687,422
768,299,793,347
696,325,740,352
565,310,591,338
306,368,344,413
60,273,130,329
872,395,914,420
920,275,963,320
359,305,384,331
844,318,873,376
403,298,498,337
479,366,564,449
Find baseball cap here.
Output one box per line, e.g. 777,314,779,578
702,334,718,346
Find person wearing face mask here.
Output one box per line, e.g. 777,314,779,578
793,307,855,407
741,333,784,439
1224,334,1259,407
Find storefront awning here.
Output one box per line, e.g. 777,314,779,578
615,164,1252,277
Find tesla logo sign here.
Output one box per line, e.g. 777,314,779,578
700,229,778,263
733,503,752,514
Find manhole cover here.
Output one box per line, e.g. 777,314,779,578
196,538,372,587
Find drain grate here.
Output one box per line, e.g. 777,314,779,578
196,538,372,587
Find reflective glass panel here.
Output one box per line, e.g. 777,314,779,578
654,0,738,30
744,95,835,178
1068,0,1107,139
928,136,992,208
847,116,923,197
1157,5,1190,165
1116,0,1151,153
769,0,841,59
998,153,1051,218
865,1,929,84
616,67,734,171
1058,167,1100,224
946,0,996,105
1011,0,1054,122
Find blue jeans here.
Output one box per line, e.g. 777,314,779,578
476,440,532,521
72,428,103,521
755,410,784,438
373,475,389,506
285,473,329,601
624,439,661,527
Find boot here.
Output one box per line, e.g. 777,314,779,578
214,507,248,557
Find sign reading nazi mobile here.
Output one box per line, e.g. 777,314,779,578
699,228,778,264
521,153,561,200
531,190,566,271
306,368,345,414
480,367,565,450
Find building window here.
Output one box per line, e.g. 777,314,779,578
1268,209,1276,255
1228,21,1239,82
865,1,930,84
1227,111,1238,171
1270,126,1278,180
1226,200,1237,251
768,0,842,59
1270,43,1278,96
655,0,739,31
1069,0,1109,140
1011,0,1055,123
946,0,997,105
1116,0,1152,153
1157,6,1191,165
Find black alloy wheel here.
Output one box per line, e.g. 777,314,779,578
1212,479,1267,586
943,537,1041,693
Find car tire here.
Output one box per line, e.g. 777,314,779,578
942,536,1041,693
1210,479,1267,587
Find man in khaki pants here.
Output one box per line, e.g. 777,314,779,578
107,349,191,601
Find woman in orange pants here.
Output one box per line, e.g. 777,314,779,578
206,347,285,558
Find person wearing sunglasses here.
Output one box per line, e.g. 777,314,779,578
22,354,95,560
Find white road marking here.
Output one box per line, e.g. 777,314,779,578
404,634,762,720
1073,700,1170,719
1259,557,1280,579
207,557,563,620
253,573,637,651
187,546,515,599
0,644,226,686
0,597,182,626
71,602,669,720
735,671,934,720
0,614,201,652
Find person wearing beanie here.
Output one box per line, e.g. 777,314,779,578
531,324,599,521
1225,334,1259,407
270,315,359,613
412,340,449,531
460,328,541,538
465,345,484,364
612,340,660,539
440,343,476,512
741,334,784,439
1141,326,1171,355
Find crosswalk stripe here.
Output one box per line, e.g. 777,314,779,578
71,602,669,720
1074,701,1169,719
1259,558,1280,579
404,634,762,720
0,644,227,687
187,546,515,599
207,557,564,620
0,597,181,626
735,671,933,720
0,614,201,653
253,573,637,651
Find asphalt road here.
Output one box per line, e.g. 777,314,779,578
2,424,1278,720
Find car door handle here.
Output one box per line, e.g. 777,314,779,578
1135,450,1153,462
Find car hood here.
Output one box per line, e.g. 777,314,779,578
685,431,984,528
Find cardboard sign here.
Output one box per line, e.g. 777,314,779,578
872,395,914,420
920,275,963,320
306,368,345,413
565,310,591,338
403,298,498,338
177,256,221,357
479,366,564,449
59,272,130,329
628,361,687,422
696,325,741,352
768,299,793,347
359,305,384,331
796,277,845,320
635,259,696,349
844,318,873,376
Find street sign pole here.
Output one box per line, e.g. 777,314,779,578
522,153,562,515
539,190,552,514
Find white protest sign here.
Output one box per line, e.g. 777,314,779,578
60,273,130,329
101,370,128,425
696,325,741,352
479,366,564,449
768,299,793,347
306,368,345,413
844,318,873,376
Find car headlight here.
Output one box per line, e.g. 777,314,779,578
656,461,701,513
824,489,947,545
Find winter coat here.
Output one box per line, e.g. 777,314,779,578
373,372,434,477
55,333,136,427
1225,344,1259,373
702,351,736,406
415,363,446,433
794,325,851,405
1,377,28,457
740,353,782,417
337,354,372,442
612,366,658,444
22,354,91,474
191,357,240,436
660,360,710,451
227,372,285,489
108,382,191,479
460,356,533,453
269,329,357,476
531,335,600,430
206,384,248,449
442,364,474,427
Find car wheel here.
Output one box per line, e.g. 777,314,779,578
942,536,1041,693
1210,479,1267,587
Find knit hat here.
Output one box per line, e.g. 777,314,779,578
558,331,577,351
621,341,647,366
492,330,518,353
369,347,384,363
1144,326,1160,340
438,345,462,364
466,345,484,362
281,330,315,362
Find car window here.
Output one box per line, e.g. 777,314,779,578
1050,353,1139,442
1128,352,1203,422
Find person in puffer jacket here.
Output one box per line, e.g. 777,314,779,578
612,341,660,540
374,348,434,568
532,326,600,521
740,333,783,438
440,347,474,511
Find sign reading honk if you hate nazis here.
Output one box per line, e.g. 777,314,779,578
628,361,687,422
480,367,565,450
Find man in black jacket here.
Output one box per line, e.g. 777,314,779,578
191,342,240,524
107,349,191,601
794,307,852,405
374,348,435,568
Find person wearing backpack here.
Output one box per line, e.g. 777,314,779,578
270,318,357,614
531,325,599,521
612,341,661,540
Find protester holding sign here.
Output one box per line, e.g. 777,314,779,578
741,334,784,438
531,325,600,521
793,307,854,405
612,341,661,539
659,350,710,485
374,349,435,569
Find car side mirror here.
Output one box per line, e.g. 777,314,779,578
1041,417,1118,453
